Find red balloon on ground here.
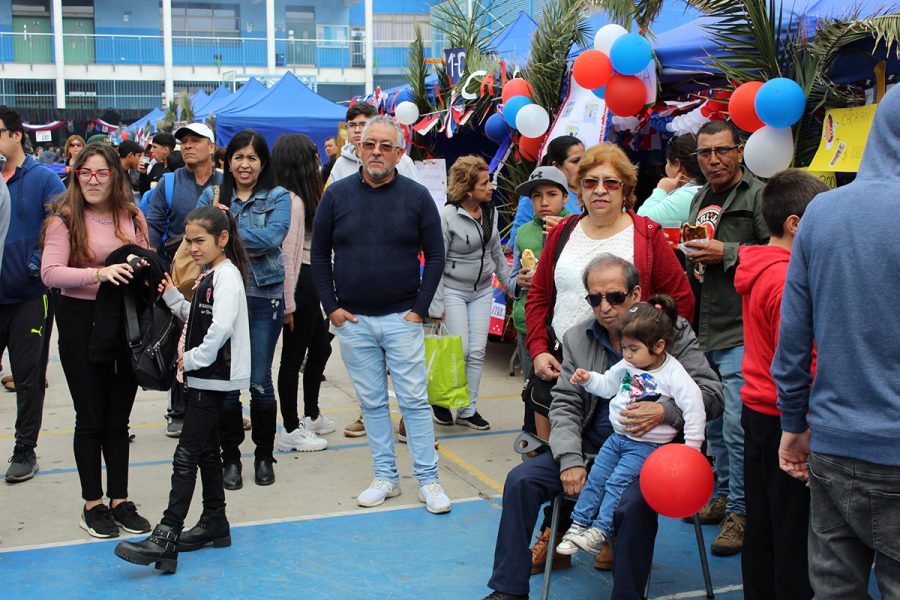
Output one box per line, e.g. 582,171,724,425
518,134,544,161
502,78,533,104
729,81,766,132
572,50,614,91
640,444,713,519
605,74,647,116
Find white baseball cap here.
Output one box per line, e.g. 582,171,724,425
174,123,215,144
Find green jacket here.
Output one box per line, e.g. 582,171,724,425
686,170,768,351
510,209,569,333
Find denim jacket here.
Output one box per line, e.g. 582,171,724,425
197,185,291,288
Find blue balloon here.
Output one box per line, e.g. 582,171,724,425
503,95,532,128
755,78,806,128
609,33,653,76
592,86,606,99
485,113,509,143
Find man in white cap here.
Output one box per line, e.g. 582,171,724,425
144,123,221,437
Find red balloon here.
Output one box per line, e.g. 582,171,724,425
572,50,614,91
502,78,533,104
729,81,766,132
640,444,713,519
605,74,647,116
518,134,545,161
121,131,129,140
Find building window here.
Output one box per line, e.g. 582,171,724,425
373,14,431,43
170,3,240,38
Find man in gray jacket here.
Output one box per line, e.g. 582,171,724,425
485,254,723,600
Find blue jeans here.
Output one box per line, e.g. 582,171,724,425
224,296,284,408
334,312,439,485
705,345,746,515
571,433,660,535
807,452,900,599
442,284,493,418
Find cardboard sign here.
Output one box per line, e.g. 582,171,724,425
808,104,877,172
414,159,447,212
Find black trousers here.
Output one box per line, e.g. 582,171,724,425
741,404,813,600
277,264,332,431
161,387,227,530
56,296,137,500
0,294,53,450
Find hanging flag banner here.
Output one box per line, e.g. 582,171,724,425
808,104,877,172
445,48,467,85
540,74,610,163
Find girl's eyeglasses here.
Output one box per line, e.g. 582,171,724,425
75,169,112,184
581,177,622,192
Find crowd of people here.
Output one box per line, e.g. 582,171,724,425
0,84,897,598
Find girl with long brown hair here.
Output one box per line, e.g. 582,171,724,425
41,142,153,539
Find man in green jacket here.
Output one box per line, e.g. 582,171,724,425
683,119,768,556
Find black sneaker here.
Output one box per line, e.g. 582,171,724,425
456,411,491,430
80,504,120,538
432,406,454,426
5,444,39,482
165,418,183,438
112,501,152,534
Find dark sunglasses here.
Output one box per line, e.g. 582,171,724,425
585,290,631,307
581,177,622,192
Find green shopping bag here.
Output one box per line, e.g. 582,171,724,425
424,323,470,409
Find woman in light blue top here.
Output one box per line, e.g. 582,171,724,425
508,135,584,247
637,133,706,226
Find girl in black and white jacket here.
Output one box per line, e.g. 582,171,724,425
115,205,250,574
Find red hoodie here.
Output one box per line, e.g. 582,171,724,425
735,245,815,415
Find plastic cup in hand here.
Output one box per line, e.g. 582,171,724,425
661,221,681,248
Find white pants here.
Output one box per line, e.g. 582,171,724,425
442,284,493,418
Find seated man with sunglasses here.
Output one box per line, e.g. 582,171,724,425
484,253,723,600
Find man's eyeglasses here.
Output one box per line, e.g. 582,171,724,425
347,121,367,130
585,290,631,307
581,177,622,192
696,144,741,159
75,169,112,184
361,140,398,153
0,128,9,134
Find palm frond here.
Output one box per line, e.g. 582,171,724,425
587,0,638,29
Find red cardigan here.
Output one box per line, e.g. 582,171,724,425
525,211,695,358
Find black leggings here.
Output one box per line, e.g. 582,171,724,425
277,264,332,431
56,296,137,501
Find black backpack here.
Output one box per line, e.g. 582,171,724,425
123,285,180,391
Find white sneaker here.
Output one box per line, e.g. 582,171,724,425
304,414,336,435
555,523,586,555
572,526,607,554
357,479,401,507
417,482,452,514
276,425,328,452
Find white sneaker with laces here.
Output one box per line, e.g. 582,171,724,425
417,482,452,514
358,479,401,507
276,425,328,452
555,523,586,555
304,414,336,435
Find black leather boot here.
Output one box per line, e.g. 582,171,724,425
251,402,277,486
178,509,231,552
222,461,242,490
114,524,179,573
219,407,245,490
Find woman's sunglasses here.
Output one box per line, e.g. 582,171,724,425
581,177,622,192
585,290,631,307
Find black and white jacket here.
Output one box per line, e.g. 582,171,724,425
163,259,250,391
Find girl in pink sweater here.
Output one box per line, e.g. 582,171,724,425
41,142,152,539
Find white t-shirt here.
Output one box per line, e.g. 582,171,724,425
551,222,634,338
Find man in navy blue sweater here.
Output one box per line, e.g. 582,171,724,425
772,85,900,597
312,116,452,514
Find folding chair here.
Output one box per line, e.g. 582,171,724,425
513,431,715,600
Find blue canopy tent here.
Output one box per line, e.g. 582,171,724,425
193,86,231,117
194,86,237,122
216,71,346,157
210,78,269,118
126,107,165,135
189,89,209,111
490,11,537,65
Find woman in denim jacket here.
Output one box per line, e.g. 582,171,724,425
197,129,290,488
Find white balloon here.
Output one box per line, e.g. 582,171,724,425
395,101,420,126
594,24,628,55
744,126,794,178
515,104,550,138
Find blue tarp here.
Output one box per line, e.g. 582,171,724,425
189,90,209,111
194,86,238,122
216,71,346,157
126,107,165,135
212,78,269,117
193,86,231,117
490,12,537,65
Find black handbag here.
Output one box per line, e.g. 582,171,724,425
123,285,180,391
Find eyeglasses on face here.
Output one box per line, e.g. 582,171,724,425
347,121,368,130
69,142,84,148
696,144,741,159
581,177,622,192
75,169,112,184
361,140,397,153
585,290,632,307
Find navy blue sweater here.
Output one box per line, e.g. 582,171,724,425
772,84,900,466
311,172,444,318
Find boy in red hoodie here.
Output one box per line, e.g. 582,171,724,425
734,170,828,600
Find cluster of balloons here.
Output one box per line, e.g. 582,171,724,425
573,25,653,117
482,77,551,160
111,130,130,145
729,78,806,177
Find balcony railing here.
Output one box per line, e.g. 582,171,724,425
0,32,435,70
